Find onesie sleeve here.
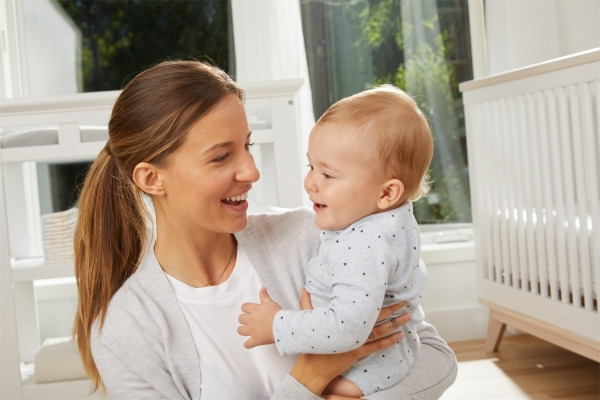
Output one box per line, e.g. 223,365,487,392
273,227,393,355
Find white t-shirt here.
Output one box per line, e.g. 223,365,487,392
165,247,297,400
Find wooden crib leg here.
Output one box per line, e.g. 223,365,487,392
485,310,507,352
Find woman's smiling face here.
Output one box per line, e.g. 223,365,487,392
157,94,260,237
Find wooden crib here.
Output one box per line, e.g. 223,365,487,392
460,49,599,362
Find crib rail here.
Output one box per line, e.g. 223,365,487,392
460,49,599,343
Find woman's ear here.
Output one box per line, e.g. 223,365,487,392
377,179,404,210
133,162,165,196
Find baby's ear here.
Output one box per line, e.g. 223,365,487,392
133,162,166,196
377,179,404,210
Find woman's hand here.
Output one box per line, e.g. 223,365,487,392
289,288,410,396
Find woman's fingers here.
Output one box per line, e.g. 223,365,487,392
358,331,404,357
290,331,403,395
365,301,409,342
367,313,411,342
376,301,406,323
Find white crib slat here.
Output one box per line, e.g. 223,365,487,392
546,89,566,302
535,91,553,298
501,98,518,287
568,84,586,308
557,87,579,305
489,100,507,285
477,102,493,281
502,98,522,288
513,96,531,290
576,82,597,311
522,94,540,294
483,102,500,283
526,92,545,295
594,81,600,307
471,102,495,281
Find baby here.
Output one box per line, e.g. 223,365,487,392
239,84,434,397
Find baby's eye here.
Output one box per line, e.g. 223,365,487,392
306,164,313,170
322,172,333,179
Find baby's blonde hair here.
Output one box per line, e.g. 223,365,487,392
315,84,433,204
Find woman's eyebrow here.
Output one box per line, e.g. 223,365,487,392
203,141,232,155
202,132,253,154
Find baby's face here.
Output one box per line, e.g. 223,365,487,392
304,122,388,231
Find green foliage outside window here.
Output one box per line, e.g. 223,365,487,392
56,0,233,92
302,0,473,224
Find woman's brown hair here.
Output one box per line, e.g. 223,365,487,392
72,60,244,391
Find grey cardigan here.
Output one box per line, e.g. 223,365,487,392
91,208,457,399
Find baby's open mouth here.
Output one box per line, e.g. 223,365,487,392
222,191,248,205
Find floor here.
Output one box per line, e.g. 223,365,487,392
442,334,600,400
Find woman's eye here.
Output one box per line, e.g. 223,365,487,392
245,142,255,151
213,153,230,163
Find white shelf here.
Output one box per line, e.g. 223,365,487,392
1,141,105,163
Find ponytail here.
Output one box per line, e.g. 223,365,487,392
73,147,146,392
71,59,244,393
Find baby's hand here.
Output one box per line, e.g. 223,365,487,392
238,287,282,348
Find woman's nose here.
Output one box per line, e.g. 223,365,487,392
239,152,260,183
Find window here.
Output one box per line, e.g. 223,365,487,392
3,0,473,226
301,0,473,224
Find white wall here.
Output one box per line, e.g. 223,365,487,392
485,0,600,75
420,241,486,342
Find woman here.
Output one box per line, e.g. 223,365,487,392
73,60,457,399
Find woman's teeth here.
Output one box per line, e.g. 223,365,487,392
222,192,248,204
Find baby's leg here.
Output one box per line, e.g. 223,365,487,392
323,376,364,398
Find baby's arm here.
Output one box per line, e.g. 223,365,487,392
238,287,282,348
273,239,392,355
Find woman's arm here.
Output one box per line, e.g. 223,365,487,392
269,289,406,399
271,289,457,400
275,320,457,400
92,339,187,399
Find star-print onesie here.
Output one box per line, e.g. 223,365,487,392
273,202,426,396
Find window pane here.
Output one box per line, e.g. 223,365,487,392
52,0,234,93
301,0,473,224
